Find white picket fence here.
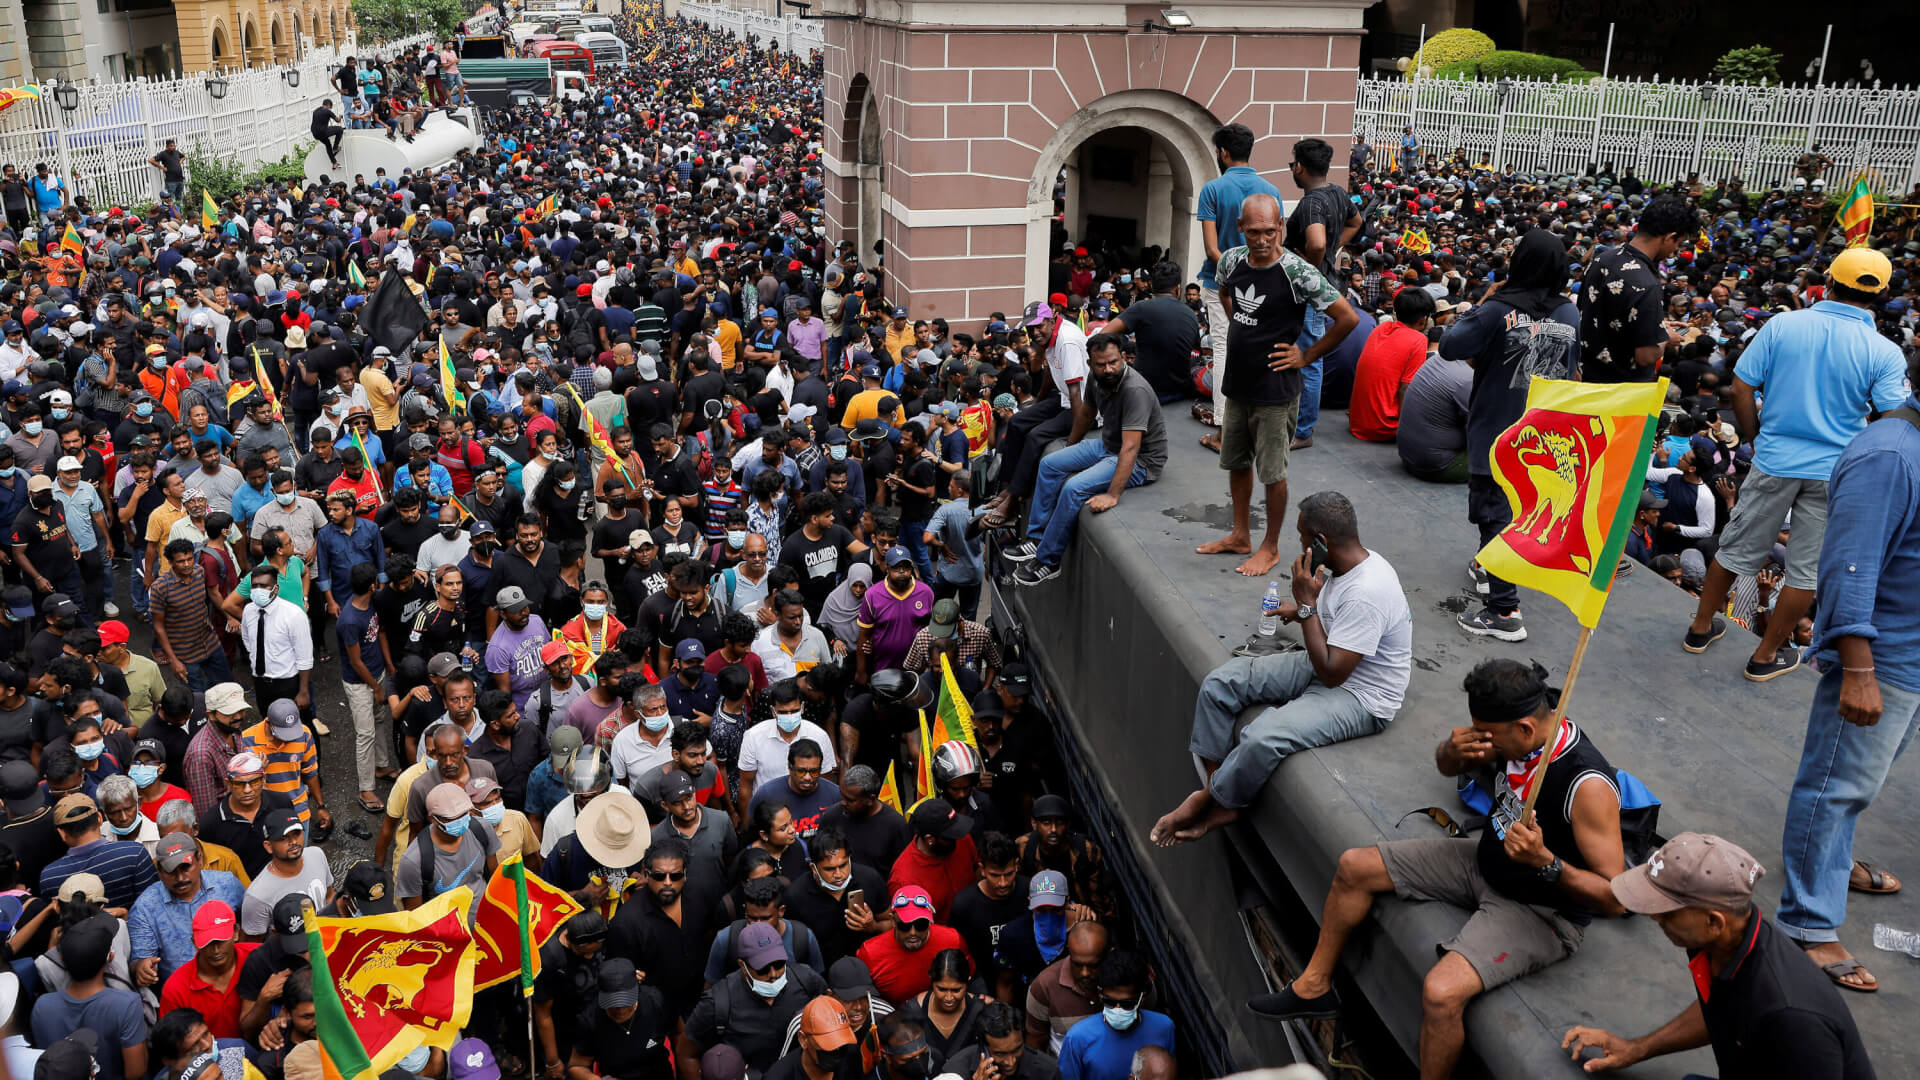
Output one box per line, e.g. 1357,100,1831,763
1353,71,1920,194
675,2,825,56
0,32,435,211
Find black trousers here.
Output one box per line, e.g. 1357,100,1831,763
1000,396,1069,499
313,125,344,160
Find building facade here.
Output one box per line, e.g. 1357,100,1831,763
15,0,357,82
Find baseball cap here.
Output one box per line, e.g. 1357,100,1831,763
2,586,32,620
1021,300,1055,327
25,475,51,494
428,652,463,678
97,620,129,646
737,922,787,968
0,761,42,818
464,775,501,805
37,1031,98,1080
496,586,530,612
540,640,572,665
448,1038,500,1080
1829,247,1892,292
1032,793,1071,821
909,799,972,840
156,834,197,872
799,997,857,1050
884,545,914,568
57,872,107,905
1028,870,1069,910
658,769,697,803
674,639,708,661
1611,832,1764,914
860,363,882,380
999,662,1032,697
890,885,937,924
344,861,399,916
262,807,304,838
928,598,960,639
548,726,584,771
597,957,640,1008
468,519,495,537
827,957,876,999
427,782,474,820
54,455,81,473
272,894,311,951
191,900,238,948
267,698,304,740
1638,488,1668,511
205,682,249,715
52,792,99,828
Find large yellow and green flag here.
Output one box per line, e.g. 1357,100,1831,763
1836,177,1873,247
309,886,478,1056
927,653,976,751
1475,377,1670,628
201,189,218,231
439,338,464,415
472,854,581,993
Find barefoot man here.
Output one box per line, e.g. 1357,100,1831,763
1153,491,1409,845
1196,194,1358,576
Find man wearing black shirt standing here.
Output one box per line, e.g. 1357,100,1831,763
1283,138,1362,449
1100,260,1200,401
886,424,938,583
778,493,867,617
647,424,701,527
1579,195,1697,384
148,139,187,202
950,832,1030,999
13,475,80,604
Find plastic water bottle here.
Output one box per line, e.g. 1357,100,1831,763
1259,582,1282,637
1872,923,1920,957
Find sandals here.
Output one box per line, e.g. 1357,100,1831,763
1851,859,1901,894
357,795,386,814
1199,432,1221,454
1794,937,1880,993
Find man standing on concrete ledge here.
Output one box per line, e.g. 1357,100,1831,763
1245,659,1626,1080
1194,195,1358,578
1151,491,1409,845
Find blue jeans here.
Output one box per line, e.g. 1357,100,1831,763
1026,438,1149,567
131,549,150,621
1778,666,1920,943
1295,305,1330,439
899,521,934,583
180,649,234,694
1190,652,1388,808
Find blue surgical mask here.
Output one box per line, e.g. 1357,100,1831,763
251,587,275,607
582,602,607,621
775,711,802,734
829,445,847,461
398,1046,432,1075
22,422,41,436
747,970,787,999
0,468,15,479
727,529,747,549
151,358,167,370
134,402,154,418
438,814,471,838
49,409,68,421
110,816,141,836
480,802,506,827
129,764,161,788
642,712,671,733
559,479,576,492
1103,1003,1140,1031
275,491,295,506
74,741,105,761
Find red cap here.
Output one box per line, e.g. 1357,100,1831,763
192,900,239,948
540,640,572,665
97,620,130,646
577,283,594,297
1073,246,1087,257
1049,292,1068,309
597,195,613,207
788,260,803,271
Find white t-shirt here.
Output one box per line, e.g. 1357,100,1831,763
736,718,837,782
751,623,833,683
610,722,674,789
1318,550,1414,719
1044,319,1090,408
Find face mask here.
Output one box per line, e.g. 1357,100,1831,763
559,479,576,492
776,711,802,734
440,525,460,539
74,741,105,762
642,712,671,733
251,587,275,607
129,763,161,787
29,494,50,510
747,970,787,999
583,602,607,621
829,444,847,461
0,468,14,479
439,814,471,838
330,403,348,416
814,1046,858,1074
726,529,747,549
49,409,68,421
151,358,167,370
134,402,155,418
480,802,506,827
21,422,41,437
398,1046,432,1075
1102,1003,1140,1031
815,866,850,893
275,491,295,506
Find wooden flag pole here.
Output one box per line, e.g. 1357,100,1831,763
1521,624,1593,827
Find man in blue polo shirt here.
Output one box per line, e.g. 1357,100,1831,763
1057,950,1174,1080
1194,123,1282,446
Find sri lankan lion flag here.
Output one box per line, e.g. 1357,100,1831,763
1476,378,1669,628
959,400,993,458
201,189,219,232
305,886,478,1080
1399,227,1432,255
926,654,976,752
472,854,582,993
1836,177,1873,247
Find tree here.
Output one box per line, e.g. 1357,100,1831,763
1411,28,1495,76
351,0,464,41
1711,45,1782,85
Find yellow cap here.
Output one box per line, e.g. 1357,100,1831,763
1830,247,1892,292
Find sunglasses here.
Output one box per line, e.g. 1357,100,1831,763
647,869,686,882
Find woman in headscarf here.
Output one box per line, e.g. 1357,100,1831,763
819,561,872,647
1436,226,1581,643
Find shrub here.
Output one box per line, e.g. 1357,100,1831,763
1711,45,1782,85
1412,28,1495,73
1474,50,1590,81
182,142,317,207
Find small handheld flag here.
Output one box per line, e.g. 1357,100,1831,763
201,189,218,232
347,261,367,290
58,222,82,257
1836,177,1874,247
439,339,464,415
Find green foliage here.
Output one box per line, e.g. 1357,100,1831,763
181,142,317,207
1428,50,1600,83
352,0,464,41
1711,45,1782,85
1412,28,1495,73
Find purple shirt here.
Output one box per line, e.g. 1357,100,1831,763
859,580,935,672
485,616,551,710
786,316,827,360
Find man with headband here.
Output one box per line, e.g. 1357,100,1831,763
1243,657,1629,1080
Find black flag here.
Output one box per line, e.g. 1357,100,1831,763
359,269,428,359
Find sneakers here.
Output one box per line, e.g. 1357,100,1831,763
1745,648,1802,682
1458,607,1527,641
1000,541,1039,564
1468,563,1490,596
1013,562,1059,587
1246,983,1342,1022
1682,616,1727,654
103,601,120,618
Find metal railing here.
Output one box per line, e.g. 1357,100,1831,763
0,31,434,210
1353,71,1920,193
676,2,824,55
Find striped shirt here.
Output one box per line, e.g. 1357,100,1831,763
41,837,160,906
149,565,219,663
183,723,242,821
239,722,319,822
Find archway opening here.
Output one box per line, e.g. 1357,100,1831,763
211,25,232,68
243,22,258,67
844,73,883,265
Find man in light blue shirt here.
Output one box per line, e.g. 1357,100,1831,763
1058,950,1174,1080
125,834,247,986
1683,248,1907,683
1193,123,1282,439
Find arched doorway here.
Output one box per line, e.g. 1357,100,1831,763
1023,89,1220,302
844,73,882,265
242,20,258,67
210,24,233,68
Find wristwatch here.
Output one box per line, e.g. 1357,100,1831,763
1536,856,1564,884
1295,604,1318,621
